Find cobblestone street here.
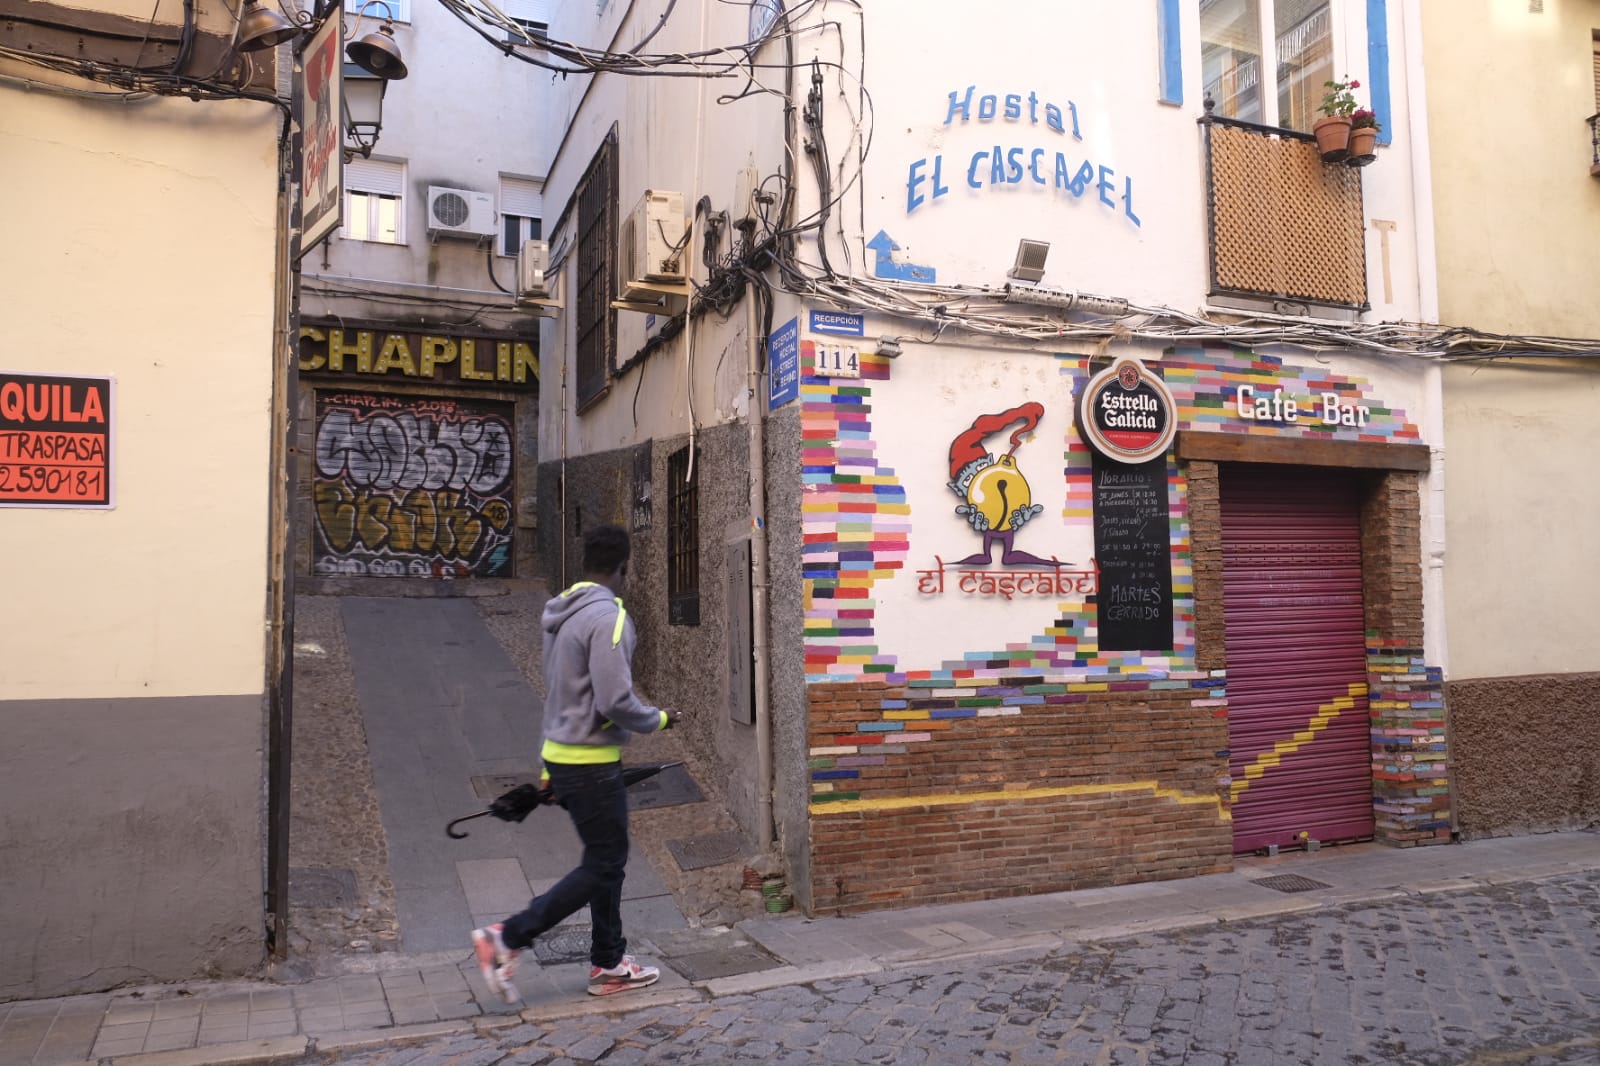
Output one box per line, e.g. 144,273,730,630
287,870,1600,1066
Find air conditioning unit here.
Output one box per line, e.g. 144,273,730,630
516,239,549,299
619,190,688,299
426,186,496,238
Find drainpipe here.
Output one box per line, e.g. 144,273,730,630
746,291,775,852
559,321,569,591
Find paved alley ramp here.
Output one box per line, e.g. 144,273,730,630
339,597,686,954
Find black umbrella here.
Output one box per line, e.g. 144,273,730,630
445,761,682,839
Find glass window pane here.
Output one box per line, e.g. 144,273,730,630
504,215,521,257
1275,0,1332,132
1201,0,1263,123
348,192,372,241
376,195,399,243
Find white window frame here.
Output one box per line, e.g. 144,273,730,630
357,0,409,23
343,157,407,245
498,175,543,258
1200,0,1351,132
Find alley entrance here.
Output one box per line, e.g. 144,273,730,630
1220,464,1373,854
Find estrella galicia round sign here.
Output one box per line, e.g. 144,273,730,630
1077,357,1177,464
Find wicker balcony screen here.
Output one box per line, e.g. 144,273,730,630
1206,122,1367,309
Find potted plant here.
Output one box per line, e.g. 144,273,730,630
1347,108,1381,166
1313,77,1360,162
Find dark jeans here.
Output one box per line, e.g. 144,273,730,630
500,761,629,968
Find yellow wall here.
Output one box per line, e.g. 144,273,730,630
0,89,281,700
1424,0,1600,338
1441,361,1600,677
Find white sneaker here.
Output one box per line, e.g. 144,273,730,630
587,954,660,996
471,923,522,1004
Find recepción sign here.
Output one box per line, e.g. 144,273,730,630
1077,357,1176,464
808,310,864,337
0,370,114,508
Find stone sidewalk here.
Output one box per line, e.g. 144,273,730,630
3,830,1596,1066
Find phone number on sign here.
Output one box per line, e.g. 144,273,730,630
0,464,106,500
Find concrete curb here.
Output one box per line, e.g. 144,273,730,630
104,1037,309,1066
517,986,702,1025
310,1021,473,1054
701,958,883,997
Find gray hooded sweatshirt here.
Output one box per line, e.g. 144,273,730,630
539,582,665,763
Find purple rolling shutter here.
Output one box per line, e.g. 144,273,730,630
1221,465,1373,854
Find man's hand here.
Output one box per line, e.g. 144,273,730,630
662,708,682,730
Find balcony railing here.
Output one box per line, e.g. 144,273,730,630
1200,110,1368,311
1588,114,1600,176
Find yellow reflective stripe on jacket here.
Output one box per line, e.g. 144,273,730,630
559,582,626,648
541,739,622,764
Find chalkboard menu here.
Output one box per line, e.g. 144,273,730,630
1091,453,1173,651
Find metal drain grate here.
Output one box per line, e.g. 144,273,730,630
289,867,358,908
471,772,540,801
666,830,745,871
1251,874,1332,894
532,924,591,965
629,763,704,811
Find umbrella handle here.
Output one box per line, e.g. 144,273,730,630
445,809,493,839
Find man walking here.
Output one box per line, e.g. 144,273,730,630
471,525,679,1001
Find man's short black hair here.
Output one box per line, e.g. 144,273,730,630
582,525,631,576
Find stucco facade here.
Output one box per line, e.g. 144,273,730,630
1423,0,1600,838
0,11,284,996
534,1,1454,914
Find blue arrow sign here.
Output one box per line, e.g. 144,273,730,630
867,229,937,284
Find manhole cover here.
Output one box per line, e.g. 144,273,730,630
1251,874,1332,893
666,830,744,871
471,773,540,801
289,867,358,908
532,924,591,965
668,944,783,982
630,763,704,811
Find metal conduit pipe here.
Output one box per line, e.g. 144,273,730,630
747,290,775,852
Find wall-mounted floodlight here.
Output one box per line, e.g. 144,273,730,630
1008,239,1050,282
875,336,903,358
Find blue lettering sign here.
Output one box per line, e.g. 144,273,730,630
768,317,800,410
902,86,1146,229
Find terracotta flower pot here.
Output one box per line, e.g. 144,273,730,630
1313,116,1352,162
1347,126,1379,166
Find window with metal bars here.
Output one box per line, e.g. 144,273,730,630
574,133,617,408
666,445,700,625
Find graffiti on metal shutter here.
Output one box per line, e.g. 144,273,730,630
312,392,514,578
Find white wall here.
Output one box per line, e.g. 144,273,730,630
540,0,1433,460
306,0,550,305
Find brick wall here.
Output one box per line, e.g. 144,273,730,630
805,679,1231,914
1361,472,1451,847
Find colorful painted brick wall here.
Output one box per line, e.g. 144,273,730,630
800,340,1448,912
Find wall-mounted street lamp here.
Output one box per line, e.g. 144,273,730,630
239,0,300,50
341,69,386,159
341,1,407,160
345,3,409,79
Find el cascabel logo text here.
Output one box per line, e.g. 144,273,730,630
904,86,1141,227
